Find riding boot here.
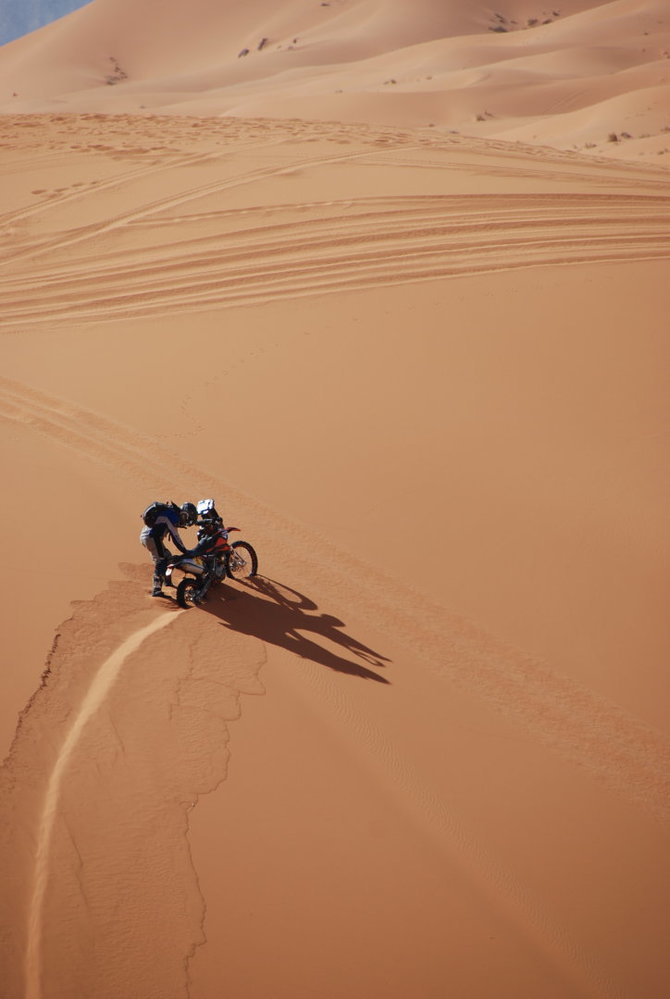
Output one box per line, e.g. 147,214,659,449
152,566,165,597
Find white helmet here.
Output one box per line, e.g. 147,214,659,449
196,498,216,517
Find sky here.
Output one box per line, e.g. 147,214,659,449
0,0,90,46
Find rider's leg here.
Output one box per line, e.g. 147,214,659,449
141,529,169,596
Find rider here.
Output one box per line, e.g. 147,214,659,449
140,501,197,597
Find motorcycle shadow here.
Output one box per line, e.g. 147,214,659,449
200,576,391,684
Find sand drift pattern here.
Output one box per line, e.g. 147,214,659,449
25,612,180,999
0,572,266,999
2,192,670,327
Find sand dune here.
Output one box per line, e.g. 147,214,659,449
1,0,669,159
1,2,670,999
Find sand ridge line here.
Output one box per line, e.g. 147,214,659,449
24,610,182,999
2,112,670,176
0,113,421,150
2,375,669,825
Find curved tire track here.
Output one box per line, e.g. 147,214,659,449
1,192,669,328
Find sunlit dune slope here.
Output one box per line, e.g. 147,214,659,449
1,0,669,159
1,61,669,999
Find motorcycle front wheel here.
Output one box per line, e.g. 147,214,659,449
224,541,258,580
177,576,202,608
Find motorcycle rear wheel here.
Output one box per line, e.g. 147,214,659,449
177,576,202,608
224,541,258,580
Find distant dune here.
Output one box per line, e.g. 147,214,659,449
1,0,669,160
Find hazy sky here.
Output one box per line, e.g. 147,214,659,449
0,0,90,46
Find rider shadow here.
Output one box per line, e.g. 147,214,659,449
202,576,391,684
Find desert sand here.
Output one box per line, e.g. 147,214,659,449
1,2,669,998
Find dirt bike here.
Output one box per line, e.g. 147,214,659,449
166,526,258,609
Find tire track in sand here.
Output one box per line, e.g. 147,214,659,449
0,123,303,252
0,141,421,268
24,611,181,999
1,192,668,328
